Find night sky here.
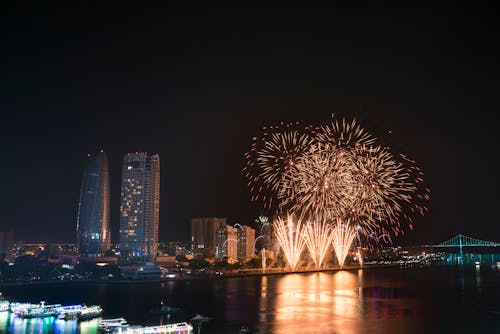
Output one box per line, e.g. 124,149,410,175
2,3,499,245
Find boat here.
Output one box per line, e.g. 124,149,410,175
0,293,9,312
11,301,61,318
122,322,193,334
98,317,129,333
57,305,83,319
79,305,103,319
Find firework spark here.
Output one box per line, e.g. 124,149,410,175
243,122,314,209
245,115,430,271
331,222,357,267
273,216,307,271
303,219,334,269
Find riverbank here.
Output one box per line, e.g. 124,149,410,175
0,263,399,288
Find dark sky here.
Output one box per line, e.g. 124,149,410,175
2,2,499,245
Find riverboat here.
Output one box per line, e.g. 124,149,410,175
98,317,129,333
11,301,61,318
79,305,103,319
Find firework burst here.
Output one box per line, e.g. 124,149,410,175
245,115,429,271
243,122,314,209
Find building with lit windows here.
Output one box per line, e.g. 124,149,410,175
76,151,110,257
191,217,227,256
237,225,256,261
119,152,160,262
215,225,238,261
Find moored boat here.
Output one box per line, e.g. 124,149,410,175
11,301,61,318
79,305,103,320
98,317,129,333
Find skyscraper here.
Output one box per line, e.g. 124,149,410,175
215,225,238,260
119,152,160,262
76,151,110,257
237,225,256,261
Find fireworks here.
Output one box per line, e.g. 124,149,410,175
273,216,307,271
243,122,314,209
302,219,335,269
245,115,429,271
331,222,358,267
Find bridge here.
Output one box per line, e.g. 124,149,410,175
434,234,500,248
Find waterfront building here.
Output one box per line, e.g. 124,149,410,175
191,217,227,256
76,151,110,257
215,225,238,261
119,153,160,262
237,225,256,261
120,262,162,280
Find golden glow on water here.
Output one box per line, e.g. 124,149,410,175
270,271,360,333
257,269,429,334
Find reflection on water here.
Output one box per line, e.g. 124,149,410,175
0,313,99,334
2,265,500,334
258,270,432,334
0,312,8,333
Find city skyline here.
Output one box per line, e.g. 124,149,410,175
3,3,500,245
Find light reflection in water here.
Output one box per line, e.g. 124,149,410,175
269,271,361,333
257,269,428,334
2,314,100,334
54,319,78,334
0,311,8,333
78,318,100,334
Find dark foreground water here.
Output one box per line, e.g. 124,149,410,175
1,265,500,334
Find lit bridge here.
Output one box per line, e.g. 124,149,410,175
434,234,500,249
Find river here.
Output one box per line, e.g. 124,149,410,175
1,263,500,333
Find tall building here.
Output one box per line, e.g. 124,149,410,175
215,225,238,260
76,151,110,257
191,217,227,256
119,152,160,262
237,225,256,261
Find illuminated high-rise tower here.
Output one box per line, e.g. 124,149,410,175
119,152,160,262
76,151,110,257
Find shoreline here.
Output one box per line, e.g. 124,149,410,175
0,264,399,288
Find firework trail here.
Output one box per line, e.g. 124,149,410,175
273,216,307,271
303,219,334,269
331,222,358,267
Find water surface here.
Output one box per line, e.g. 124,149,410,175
1,265,500,333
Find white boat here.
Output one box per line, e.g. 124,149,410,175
79,305,103,319
11,301,62,318
120,322,193,334
99,317,129,333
